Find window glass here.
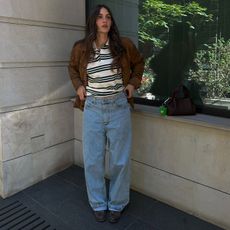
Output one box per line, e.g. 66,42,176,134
137,0,230,117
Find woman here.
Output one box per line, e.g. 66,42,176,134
68,4,144,223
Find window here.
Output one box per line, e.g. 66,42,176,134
137,0,230,118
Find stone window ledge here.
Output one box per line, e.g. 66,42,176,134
133,104,230,132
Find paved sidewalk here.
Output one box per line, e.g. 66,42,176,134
0,165,224,230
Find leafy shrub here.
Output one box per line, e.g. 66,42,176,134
189,38,230,98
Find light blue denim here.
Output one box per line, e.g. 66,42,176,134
83,92,132,212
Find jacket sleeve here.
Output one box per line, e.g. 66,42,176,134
68,43,84,92
126,38,144,89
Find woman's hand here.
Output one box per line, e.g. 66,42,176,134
77,86,86,100
125,84,135,98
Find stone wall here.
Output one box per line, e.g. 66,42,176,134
0,0,85,198
131,108,230,229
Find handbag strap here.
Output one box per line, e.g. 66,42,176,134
171,84,190,99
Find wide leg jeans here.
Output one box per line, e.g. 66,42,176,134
83,92,132,212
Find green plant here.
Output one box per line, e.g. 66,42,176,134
189,38,230,98
139,0,212,49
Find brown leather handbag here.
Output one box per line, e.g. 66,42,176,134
164,85,196,116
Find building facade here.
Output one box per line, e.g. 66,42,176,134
0,1,230,229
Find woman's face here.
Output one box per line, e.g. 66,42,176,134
96,7,112,35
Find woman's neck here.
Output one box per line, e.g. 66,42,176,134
96,33,108,49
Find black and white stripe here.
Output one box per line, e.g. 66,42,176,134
86,40,124,97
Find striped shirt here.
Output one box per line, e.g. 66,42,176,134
86,40,124,97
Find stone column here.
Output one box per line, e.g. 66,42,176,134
0,0,85,198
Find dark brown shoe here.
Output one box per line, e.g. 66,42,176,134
94,210,106,222
108,211,121,223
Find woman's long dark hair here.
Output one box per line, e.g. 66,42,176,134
84,4,125,69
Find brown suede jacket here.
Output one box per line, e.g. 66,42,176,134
68,37,144,110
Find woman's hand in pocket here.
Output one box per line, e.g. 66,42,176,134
77,86,86,100
125,84,135,98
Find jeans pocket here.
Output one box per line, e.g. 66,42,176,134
85,98,94,110
115,97,128,109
